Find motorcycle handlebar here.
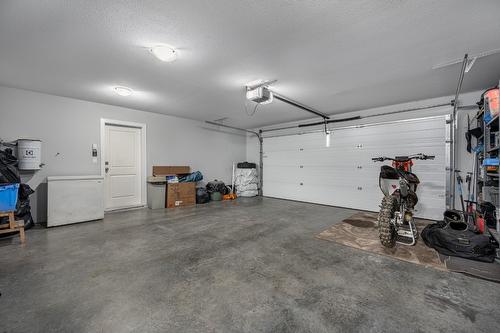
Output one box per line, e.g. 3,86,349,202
414,154,435,160
371,154,435,162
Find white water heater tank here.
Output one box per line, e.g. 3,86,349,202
17,139,42,170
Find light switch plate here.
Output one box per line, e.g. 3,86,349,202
92,143,98,157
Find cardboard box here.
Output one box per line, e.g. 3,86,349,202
153,166,190,176
166,182,196,208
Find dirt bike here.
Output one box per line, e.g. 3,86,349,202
372,153,435,247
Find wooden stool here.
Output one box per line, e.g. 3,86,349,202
0,211,25,243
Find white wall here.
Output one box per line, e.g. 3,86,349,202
247,90,483,209
0,86,246,222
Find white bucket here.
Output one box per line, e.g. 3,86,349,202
17,139,42,170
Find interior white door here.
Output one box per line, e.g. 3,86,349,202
104,124,142,210
263,116,449,220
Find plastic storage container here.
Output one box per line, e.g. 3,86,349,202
485,88,499,115
484,88,499,123
483,158,499,166
482,158,499,174
147,176,166,209
0,183,19,212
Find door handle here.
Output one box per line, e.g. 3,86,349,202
105,167,109,173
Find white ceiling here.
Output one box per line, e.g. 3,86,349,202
1,0,500,128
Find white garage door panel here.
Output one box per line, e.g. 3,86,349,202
263,116,449,220
264,181,308,200
264,165,302,184
264,152,301,165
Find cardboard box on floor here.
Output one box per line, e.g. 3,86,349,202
152,166,196,208
166,182,196,208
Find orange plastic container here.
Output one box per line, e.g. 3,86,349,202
476,215,485,234
485,88,499,118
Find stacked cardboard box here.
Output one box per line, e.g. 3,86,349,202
152,166,196,208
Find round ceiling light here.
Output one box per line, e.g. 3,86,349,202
150,45,177,62
113,86,133,97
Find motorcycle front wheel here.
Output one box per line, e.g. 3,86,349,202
377,195,398,248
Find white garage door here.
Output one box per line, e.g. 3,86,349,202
263,115,450,220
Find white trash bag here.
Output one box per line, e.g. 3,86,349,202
235,167,259,197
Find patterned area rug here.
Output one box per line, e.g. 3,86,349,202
316,211,447,271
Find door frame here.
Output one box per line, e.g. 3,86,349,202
100,118,147,211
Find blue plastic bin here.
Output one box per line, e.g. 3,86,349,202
483,158,500,166
0,183,19,212
484,112,493,124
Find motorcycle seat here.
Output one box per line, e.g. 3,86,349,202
379,165,419,184
401,171,420,184
379,165,399,179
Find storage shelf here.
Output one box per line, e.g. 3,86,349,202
480,82,500,251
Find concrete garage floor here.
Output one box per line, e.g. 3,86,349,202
1,197,499,332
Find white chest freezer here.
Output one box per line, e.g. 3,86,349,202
47,175,104,227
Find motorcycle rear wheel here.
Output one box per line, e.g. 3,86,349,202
377,195,398,248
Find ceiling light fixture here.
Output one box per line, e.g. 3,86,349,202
113,86,133,97
150,45,178,62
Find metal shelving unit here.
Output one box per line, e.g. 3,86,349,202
480,80,500,238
